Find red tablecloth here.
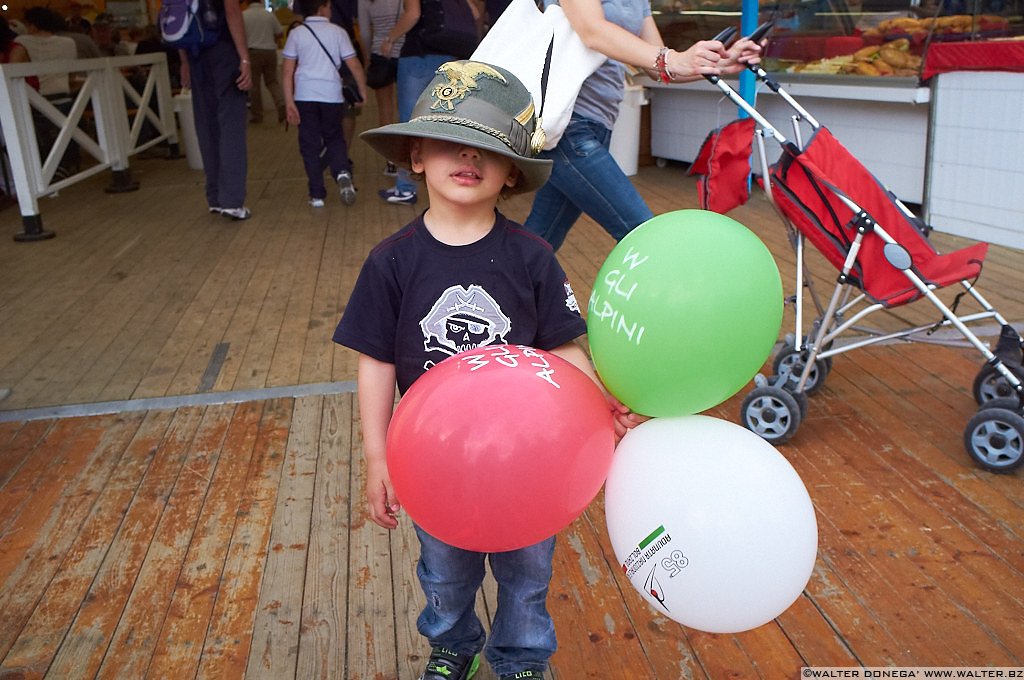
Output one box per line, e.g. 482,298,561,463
922,39,1024,80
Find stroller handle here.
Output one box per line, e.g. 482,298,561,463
701,20,821,135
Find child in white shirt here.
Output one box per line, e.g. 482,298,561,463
282,0,367,207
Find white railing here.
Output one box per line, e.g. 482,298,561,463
0,53,179,241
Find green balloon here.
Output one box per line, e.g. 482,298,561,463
588,210,783,417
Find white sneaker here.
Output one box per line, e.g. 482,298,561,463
309,197,325,208
219,207,252,221
337,172,356,206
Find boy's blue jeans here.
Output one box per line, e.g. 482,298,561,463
524,114,654,251
414,525,556,676
393,54,455,195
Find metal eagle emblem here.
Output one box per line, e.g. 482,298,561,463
431,61,507,111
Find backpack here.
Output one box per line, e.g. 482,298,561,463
159,0,223,53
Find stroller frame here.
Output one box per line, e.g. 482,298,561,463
702,34,1024,472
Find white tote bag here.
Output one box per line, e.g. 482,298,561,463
471,0,605,150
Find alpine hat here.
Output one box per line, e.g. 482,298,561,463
360,60,552,194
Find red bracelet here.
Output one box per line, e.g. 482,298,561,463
655,46,672,83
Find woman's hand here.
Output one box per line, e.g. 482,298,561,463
236,58,252,90
719,37,763,74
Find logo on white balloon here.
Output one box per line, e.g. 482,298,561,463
620,525,688,612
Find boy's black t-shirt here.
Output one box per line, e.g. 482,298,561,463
333,211,588,394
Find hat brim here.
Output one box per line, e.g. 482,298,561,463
360,119,551,195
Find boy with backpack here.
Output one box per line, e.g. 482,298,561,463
282,0,367,208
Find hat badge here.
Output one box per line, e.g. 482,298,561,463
431,61,507,112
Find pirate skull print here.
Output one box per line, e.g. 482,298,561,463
420,284,512,359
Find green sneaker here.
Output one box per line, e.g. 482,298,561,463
418,647,481,680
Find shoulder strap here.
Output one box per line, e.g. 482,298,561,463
303,22,340,71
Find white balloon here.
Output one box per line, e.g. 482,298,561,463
605,415,818,634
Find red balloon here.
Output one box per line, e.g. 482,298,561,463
387,344,616,552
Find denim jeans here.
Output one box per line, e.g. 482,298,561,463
393,54,454,194
414,525,556,676
524,114,653,251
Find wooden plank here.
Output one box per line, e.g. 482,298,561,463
43,406,206,679
245,395,322,679
0,420,51,491
26,217,229,408
265,225,326,388
164,221,275,395
63,223,237,405
391,511,427,680
0,413,144,661
296,392,353,679
782,403,1017,666
207,225,294,393
548,514,663,679
194,397,293,679
94,404,234,677
228,230,306,392
128,225,263,399
297,221,348,386
345,406,400,680
145,401,265,678
0,410,173,677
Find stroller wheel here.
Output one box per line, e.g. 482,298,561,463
963,406,1024,474
971,363,1024,407
772,343,831,396
740,386,803,445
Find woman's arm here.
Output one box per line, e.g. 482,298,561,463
560,0,758,82
381,0,421,55
358,354,400,529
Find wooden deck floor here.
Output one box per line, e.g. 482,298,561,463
1,103,1023,679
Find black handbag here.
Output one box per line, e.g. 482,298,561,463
417,0,479,60
303,23,364,105
365,53,398,89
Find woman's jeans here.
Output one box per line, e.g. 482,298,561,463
414,525,556,676
524,114,653,251
393,54,454,195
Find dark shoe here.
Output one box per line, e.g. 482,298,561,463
378,187,417,205
383,161,398,177
337,172,356,206
220,207,252,221
499,672,545,680
418,647,480,680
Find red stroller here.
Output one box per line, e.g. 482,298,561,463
694,26,1024,472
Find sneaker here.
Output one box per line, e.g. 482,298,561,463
378,187,417,205
418,648,480,680
337,172,356,206
309,198,325,208
383,161,398,177
499,672,545,680
208,206,222,214
219,207,252,221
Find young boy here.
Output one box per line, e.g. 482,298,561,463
333,61,640,680
281,0,366,207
